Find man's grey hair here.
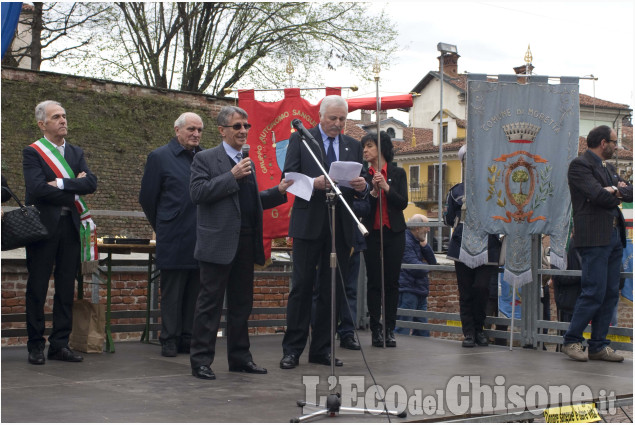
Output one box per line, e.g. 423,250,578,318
35,100,63,122
217,106,248,126
407,214,429,225
174,112,204,129
319,95,348,116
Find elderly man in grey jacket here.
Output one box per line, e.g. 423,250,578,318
189,106,293,380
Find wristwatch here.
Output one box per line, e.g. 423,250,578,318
612,186,619,196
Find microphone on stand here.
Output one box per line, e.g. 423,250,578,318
291,119,321,147
241,144,250,159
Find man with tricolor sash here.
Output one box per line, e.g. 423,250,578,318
22,100,97,365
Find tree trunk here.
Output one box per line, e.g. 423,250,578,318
30,2,43,70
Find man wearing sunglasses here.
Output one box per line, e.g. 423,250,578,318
562,125,632,362
189,106,293,380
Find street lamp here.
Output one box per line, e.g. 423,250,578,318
437,42,457,252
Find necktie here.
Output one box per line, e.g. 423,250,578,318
326,137,336,169
57,145,64,157
236,152,242,162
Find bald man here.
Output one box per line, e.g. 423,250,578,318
139,112,204,357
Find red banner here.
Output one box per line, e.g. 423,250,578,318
238,88,411,258
238,88,341,258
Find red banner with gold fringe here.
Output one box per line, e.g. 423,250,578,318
238,87,341,258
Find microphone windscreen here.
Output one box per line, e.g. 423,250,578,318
241,144,250,158
291,119,303,130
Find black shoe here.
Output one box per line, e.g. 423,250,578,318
462,334,475,348
192,365,216,380
47,346,83,362
308,354,343,367
475,331,489,347
340,335,361,350
371,327,384,347
161,340,177,357
280,353,299,369
28,348,45,365
385,329,397,348
229,361,267,374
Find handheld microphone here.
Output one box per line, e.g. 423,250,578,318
241,144,250,159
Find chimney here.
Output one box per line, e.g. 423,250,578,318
438,52,460,78
379,111,387,121
513,64,535,84
361,110,372,123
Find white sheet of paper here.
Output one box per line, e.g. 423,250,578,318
284,172,314,201
328,161,362,188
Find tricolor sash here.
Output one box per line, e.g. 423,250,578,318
30,138,98,262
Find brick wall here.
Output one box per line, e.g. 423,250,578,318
1,258,291,346
1,66,232,238
2,261,631,347
427,271,462,340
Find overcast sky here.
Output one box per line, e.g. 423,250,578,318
324,0,634,123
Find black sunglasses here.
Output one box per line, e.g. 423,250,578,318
222,123,252,130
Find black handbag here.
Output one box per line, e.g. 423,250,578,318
1,186,49,251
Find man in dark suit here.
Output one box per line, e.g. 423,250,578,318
139,112,203,357
189,106,292,380
280,95,368,369
22,100,97,365
562,125,632,362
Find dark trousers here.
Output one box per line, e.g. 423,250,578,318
159,269,200,345
564,227,622,353
455,261,496,336
190,234,255,369
337,250,360,338
310,248,358,341
25,215,79,351
283,222,350,358
364,228,405,331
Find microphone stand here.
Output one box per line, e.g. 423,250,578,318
374,70,387,349
292,132,405,422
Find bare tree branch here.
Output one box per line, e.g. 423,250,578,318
39,2,398,95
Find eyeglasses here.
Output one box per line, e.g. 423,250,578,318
222,123,252,130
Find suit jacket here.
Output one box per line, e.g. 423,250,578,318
190,144,286,266
139,138,200,269
22,141,97,234
568,150,633,248
283,126,364,247
362,163,408,233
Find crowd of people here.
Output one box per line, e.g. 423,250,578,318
3,98,631,377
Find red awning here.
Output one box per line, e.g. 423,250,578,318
346,94,413,112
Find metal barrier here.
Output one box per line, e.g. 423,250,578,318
393,230,634,351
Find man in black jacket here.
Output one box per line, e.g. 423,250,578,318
139,112,203,357
22,100,97,365
444,145,501,348
562,125,632,362
280,95,367,369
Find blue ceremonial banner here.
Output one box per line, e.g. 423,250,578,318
1,2,22,58
462,74,580,286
